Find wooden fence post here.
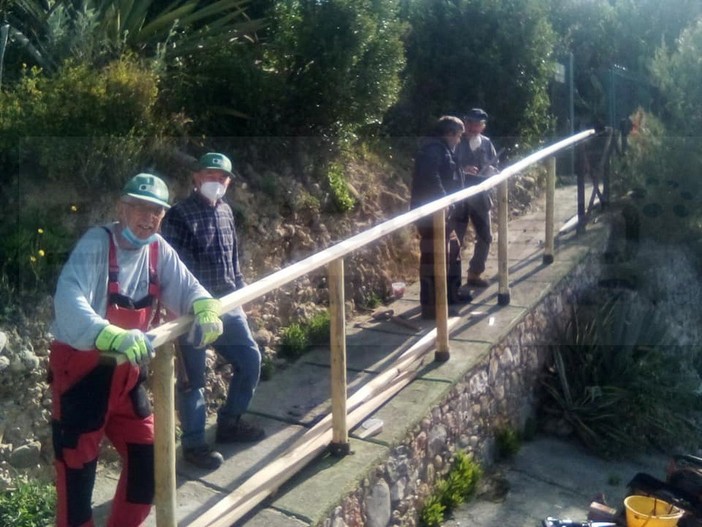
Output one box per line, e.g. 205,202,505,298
328,257,350,455
432,209,450,362
497,181,510,306
153,342,177,527
544,156,556,265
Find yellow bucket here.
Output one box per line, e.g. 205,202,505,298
624,495,684,527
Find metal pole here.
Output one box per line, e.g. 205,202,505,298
568,52,575,177
432,210,450,362
543,157,556,265
328,257,350,455
497,181,510,305
153,343,177,527
0,23,10,90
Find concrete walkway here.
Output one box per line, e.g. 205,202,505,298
444,435,668,527
92,182,610,526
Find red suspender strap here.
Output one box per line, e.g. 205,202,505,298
104,227,120,295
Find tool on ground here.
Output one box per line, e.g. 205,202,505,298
370,309,421,331
542,518,617,527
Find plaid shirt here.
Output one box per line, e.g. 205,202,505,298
161,193,245,296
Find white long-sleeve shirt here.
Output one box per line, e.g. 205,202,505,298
51,223,211,350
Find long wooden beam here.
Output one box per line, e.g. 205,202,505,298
189,318,461,527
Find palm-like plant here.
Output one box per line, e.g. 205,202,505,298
541,293,701,458
1,0,263,79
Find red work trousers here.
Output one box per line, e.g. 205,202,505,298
50,342,154,527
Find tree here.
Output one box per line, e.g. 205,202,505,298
263,0,406,139
547,0,702,127
650,18,702,135
387,0,556,148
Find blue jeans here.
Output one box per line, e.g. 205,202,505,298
176,307,261,449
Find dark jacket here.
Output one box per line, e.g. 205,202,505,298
409,138,462,210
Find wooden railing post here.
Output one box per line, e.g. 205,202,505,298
497,181,510,305
432,210,450,362
328,257,350,456
543,156,556,265
152,342,177,527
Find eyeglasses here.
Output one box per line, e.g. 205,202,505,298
125,201,166,217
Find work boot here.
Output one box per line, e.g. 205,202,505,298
183,445,224,470
466,271,489,288
216,417,265,443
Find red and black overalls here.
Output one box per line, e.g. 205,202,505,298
50,231,159,527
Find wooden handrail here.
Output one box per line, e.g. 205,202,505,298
145,129,596,348
146,129,596,527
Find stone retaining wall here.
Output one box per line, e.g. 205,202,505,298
322,254,601,527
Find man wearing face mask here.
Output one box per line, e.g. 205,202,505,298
454,108,500,289
49,173,223,527
161,152,264,471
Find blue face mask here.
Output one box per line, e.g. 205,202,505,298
122,226,157,247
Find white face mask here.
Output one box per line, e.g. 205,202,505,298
469,135,482,151
200,181,226,202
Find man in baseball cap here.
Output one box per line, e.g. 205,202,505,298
454,108,500,288
161,151,265,471
49,172,222,526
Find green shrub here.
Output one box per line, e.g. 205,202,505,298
540,294,701,458
265,0,405,139
0,204,76,301
419,451,482,526
278,311,331,359
260,355,276,381
611,112,702,244
327,163,355,213
0,56,169,189
419,494,446,527
279,323,309,359
495,426,521,460
0,478,56,527
307,311,331,345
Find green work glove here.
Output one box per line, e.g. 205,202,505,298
96,324,155,366
189,298,223,348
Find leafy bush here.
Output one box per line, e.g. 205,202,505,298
265,0,406,139
0,56,165,188
611,112,702,244
419,494,446,527
419,451,482,526
0,205,75,297
540,293,702,457
388,0,555,144
495,426,521,460
0,478,56,527
278,310,331,359
307,311,331,345
279,323,309,359
327,163,355,212
260,354,276,381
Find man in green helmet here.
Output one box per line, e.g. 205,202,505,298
49,173,223,527
161,152,265,472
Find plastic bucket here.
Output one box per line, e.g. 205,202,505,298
624,495,684,527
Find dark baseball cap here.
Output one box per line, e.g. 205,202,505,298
464,108,488,122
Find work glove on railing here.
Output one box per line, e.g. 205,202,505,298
189,298,223,348
96,325,155,366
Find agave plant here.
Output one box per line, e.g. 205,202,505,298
541,292,702,457
1,0,263,80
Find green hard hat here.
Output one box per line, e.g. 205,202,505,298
122,173,170,209
198,152,234,177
